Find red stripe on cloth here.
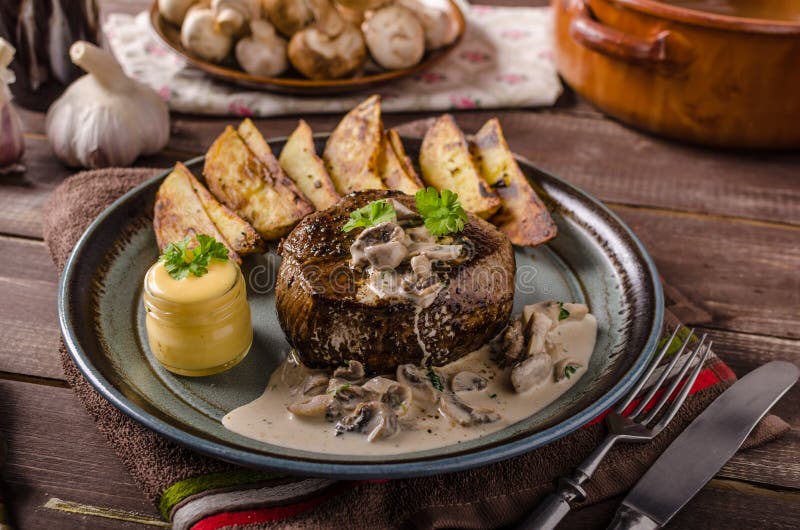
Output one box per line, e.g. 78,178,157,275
190,482,362,530
587,365,724,426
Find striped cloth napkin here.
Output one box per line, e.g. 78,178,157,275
43,166,789,529
103,3,562,117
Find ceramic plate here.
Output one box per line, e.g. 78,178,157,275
59,136,663,478
148,1,465,96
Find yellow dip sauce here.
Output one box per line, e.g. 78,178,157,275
143,259,252,376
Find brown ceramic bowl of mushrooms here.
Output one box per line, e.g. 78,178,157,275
150,0,465,95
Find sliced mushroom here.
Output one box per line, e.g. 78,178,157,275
350,222,407,270
438,392,499,426
410,254,432,279
301,373,329,396
380,383,413,416
332,383,373,409
562,303,589,321
522,300,561,328
396,363,439,405
388,199,418,221
361,376,395,394
288,393,333,417
335,401,399,442
511,353,552,393
490,317,524,366
332,359,365,382
554,358,583,382
420,244,462,262
524,311,553,357
545,336,564,359
450,371,488,392
404,225,435,245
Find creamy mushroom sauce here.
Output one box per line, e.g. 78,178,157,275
224,202,597,453
222,308,597,455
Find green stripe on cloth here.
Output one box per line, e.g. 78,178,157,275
159,470,285,519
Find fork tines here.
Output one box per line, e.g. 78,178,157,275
617,327,713,433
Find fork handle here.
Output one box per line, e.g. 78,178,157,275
516,477,587,530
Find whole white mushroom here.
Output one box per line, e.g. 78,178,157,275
397,0,460,50
363,5,425,70
181,5,233,62
236,19,288,76
158,0,197,26
211,0,261,36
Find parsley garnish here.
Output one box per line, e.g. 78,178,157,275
328,383,351,397
159,234,229,280
427,368,444,391
342,200,396,232
415,187,469,236
564,364,578,379
558,302,570,321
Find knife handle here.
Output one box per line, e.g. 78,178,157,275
516,477,587,530
607,505,661,530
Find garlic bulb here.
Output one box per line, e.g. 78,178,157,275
0,38,25,171
46,42,170,168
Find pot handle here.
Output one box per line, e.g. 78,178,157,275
568,0,690,71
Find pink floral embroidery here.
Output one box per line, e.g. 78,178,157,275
228,101,254,117
501,29,529,41
449,95,478,110
497,73,527,85
157,86,172,100
416,71,446,84
538,49,554,61
460,51,490,64
145,42,168,57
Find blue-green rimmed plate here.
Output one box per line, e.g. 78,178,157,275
59,136,663,479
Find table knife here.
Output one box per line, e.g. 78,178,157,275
608,360,799,530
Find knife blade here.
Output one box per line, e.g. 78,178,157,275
608,360,799,530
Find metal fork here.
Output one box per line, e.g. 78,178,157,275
517,326,712,530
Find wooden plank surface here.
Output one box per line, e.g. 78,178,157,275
0,0,796,527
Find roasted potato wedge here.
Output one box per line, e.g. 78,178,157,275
238,118,274,159
204,126,314,240
323,94,386,194
153,164,240,262
279,120,340,210
237,118,316,214
387,128,422,186
471,118,557,246
419,114,501,219
379,131,423,195
179,163,265,255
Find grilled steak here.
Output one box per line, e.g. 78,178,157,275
276,190,515,374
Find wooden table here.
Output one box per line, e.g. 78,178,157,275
0,1,798,528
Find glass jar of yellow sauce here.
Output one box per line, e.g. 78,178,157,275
143,259,252,376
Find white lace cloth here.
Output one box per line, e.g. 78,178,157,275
104,4,561,117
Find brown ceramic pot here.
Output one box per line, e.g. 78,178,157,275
552,0,800,149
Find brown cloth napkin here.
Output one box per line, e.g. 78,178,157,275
43,167,790,529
